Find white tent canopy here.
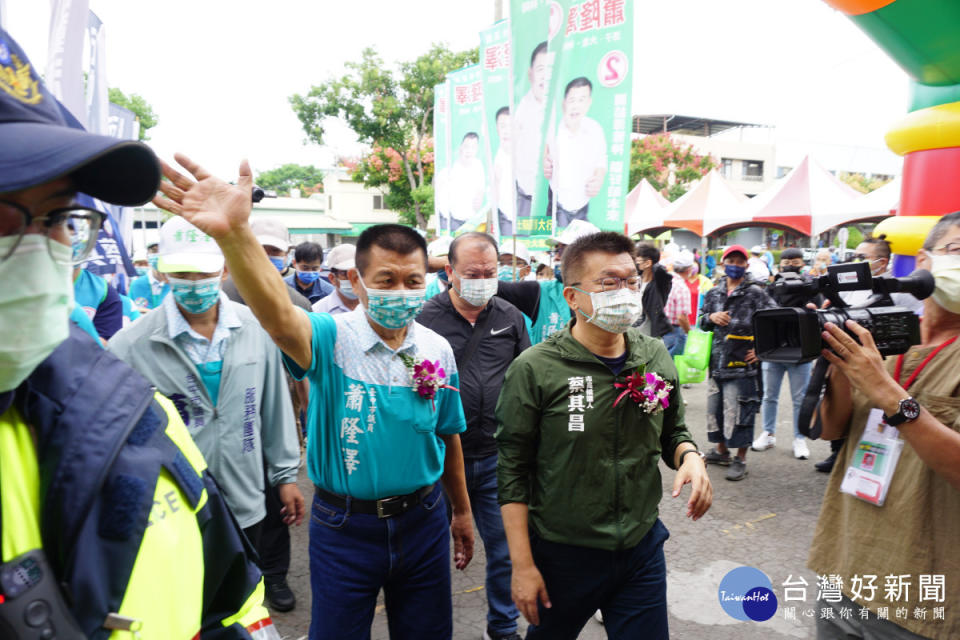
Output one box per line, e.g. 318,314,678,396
662,170,748,236
745,155,875,236
625,178,671,235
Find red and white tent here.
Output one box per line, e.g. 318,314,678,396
624,178,671,236
843,175,901,219
662,170,748,236
746,156,868,236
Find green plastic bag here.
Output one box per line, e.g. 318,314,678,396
674,354,707,385
683,328,712,370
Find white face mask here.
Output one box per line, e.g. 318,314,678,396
574,287,642,334
454,271,498,308
926,252,960,314
0,235,74,392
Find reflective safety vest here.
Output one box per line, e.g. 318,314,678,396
0,326,279,640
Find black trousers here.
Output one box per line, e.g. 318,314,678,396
256,468,291,580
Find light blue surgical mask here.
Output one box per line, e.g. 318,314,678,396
168,275,222,314
359,276,425,329
498,266,517,282
297,270,320,284
339,278,358,300
269,256,287,272
147,254,159,271
136,266,148,277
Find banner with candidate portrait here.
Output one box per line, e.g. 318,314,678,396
509,0,572,244
542,0,633,233
445,64,489,235
479,21,512,240
433,80,452,235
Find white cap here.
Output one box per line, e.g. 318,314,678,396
750,245,764,254
250,217,291,251
428,235,453,257
549,219,601,246
326,244,356,271
674,250,695,269
500,239,531,264
157,217,224,274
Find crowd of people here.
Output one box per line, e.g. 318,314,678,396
2,25,959,640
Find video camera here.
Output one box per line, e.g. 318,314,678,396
753,261,935,363
751,261,935,439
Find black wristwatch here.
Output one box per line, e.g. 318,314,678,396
883,397,921,426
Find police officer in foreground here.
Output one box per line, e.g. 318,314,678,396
0,29,276,639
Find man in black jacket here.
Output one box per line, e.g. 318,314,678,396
418,232,530,640
634,243,673,338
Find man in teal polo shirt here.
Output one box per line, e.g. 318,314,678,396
153,155,474,640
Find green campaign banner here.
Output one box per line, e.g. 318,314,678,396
509,0,560,242
510,0,575,246
543,0,633,233
433,80,452,235
444,64,489,235
479,20,512,240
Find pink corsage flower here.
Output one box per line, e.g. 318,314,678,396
614,368,673,414
400,355,459,409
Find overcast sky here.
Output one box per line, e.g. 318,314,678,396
7,0,910,180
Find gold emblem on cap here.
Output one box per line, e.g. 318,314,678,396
0,53,43,105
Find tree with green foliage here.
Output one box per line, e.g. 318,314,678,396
108,88,158,141
839,172,891,194
255,164,326,196
345,140,434,228
628,133,717,201
290,44,477,229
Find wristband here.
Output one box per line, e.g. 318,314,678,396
678,448,701,466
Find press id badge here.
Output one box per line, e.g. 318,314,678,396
839,408,904,506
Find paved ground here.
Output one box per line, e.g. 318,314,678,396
271,377,832,639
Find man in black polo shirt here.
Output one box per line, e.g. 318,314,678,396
418,231,530,640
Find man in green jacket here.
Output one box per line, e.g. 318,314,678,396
496,231,712,640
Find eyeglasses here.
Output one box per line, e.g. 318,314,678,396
850,254,880,263
0,201,104,265
568,275,641,292
930,242,960,256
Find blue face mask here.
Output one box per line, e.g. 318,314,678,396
724,264,747,280
147,255,159,271
297,270,320,284
168,275,222,314
136,266,149,277
498,266,517,282
269,256,287,272
359,276,425,329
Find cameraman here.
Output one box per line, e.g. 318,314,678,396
809,212,960,640
814,235,926,473
752,248,822,460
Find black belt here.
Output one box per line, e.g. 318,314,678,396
314,484,435,519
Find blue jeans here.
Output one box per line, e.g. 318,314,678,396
761,360,813,439
526,519,670,640
308,484,452,640
465,454,520,635
662,326,687,357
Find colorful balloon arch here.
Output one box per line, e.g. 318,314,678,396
826,0,960,275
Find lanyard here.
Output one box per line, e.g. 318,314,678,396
894,336,958,391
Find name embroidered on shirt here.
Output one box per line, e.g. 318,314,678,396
567,376,590,431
